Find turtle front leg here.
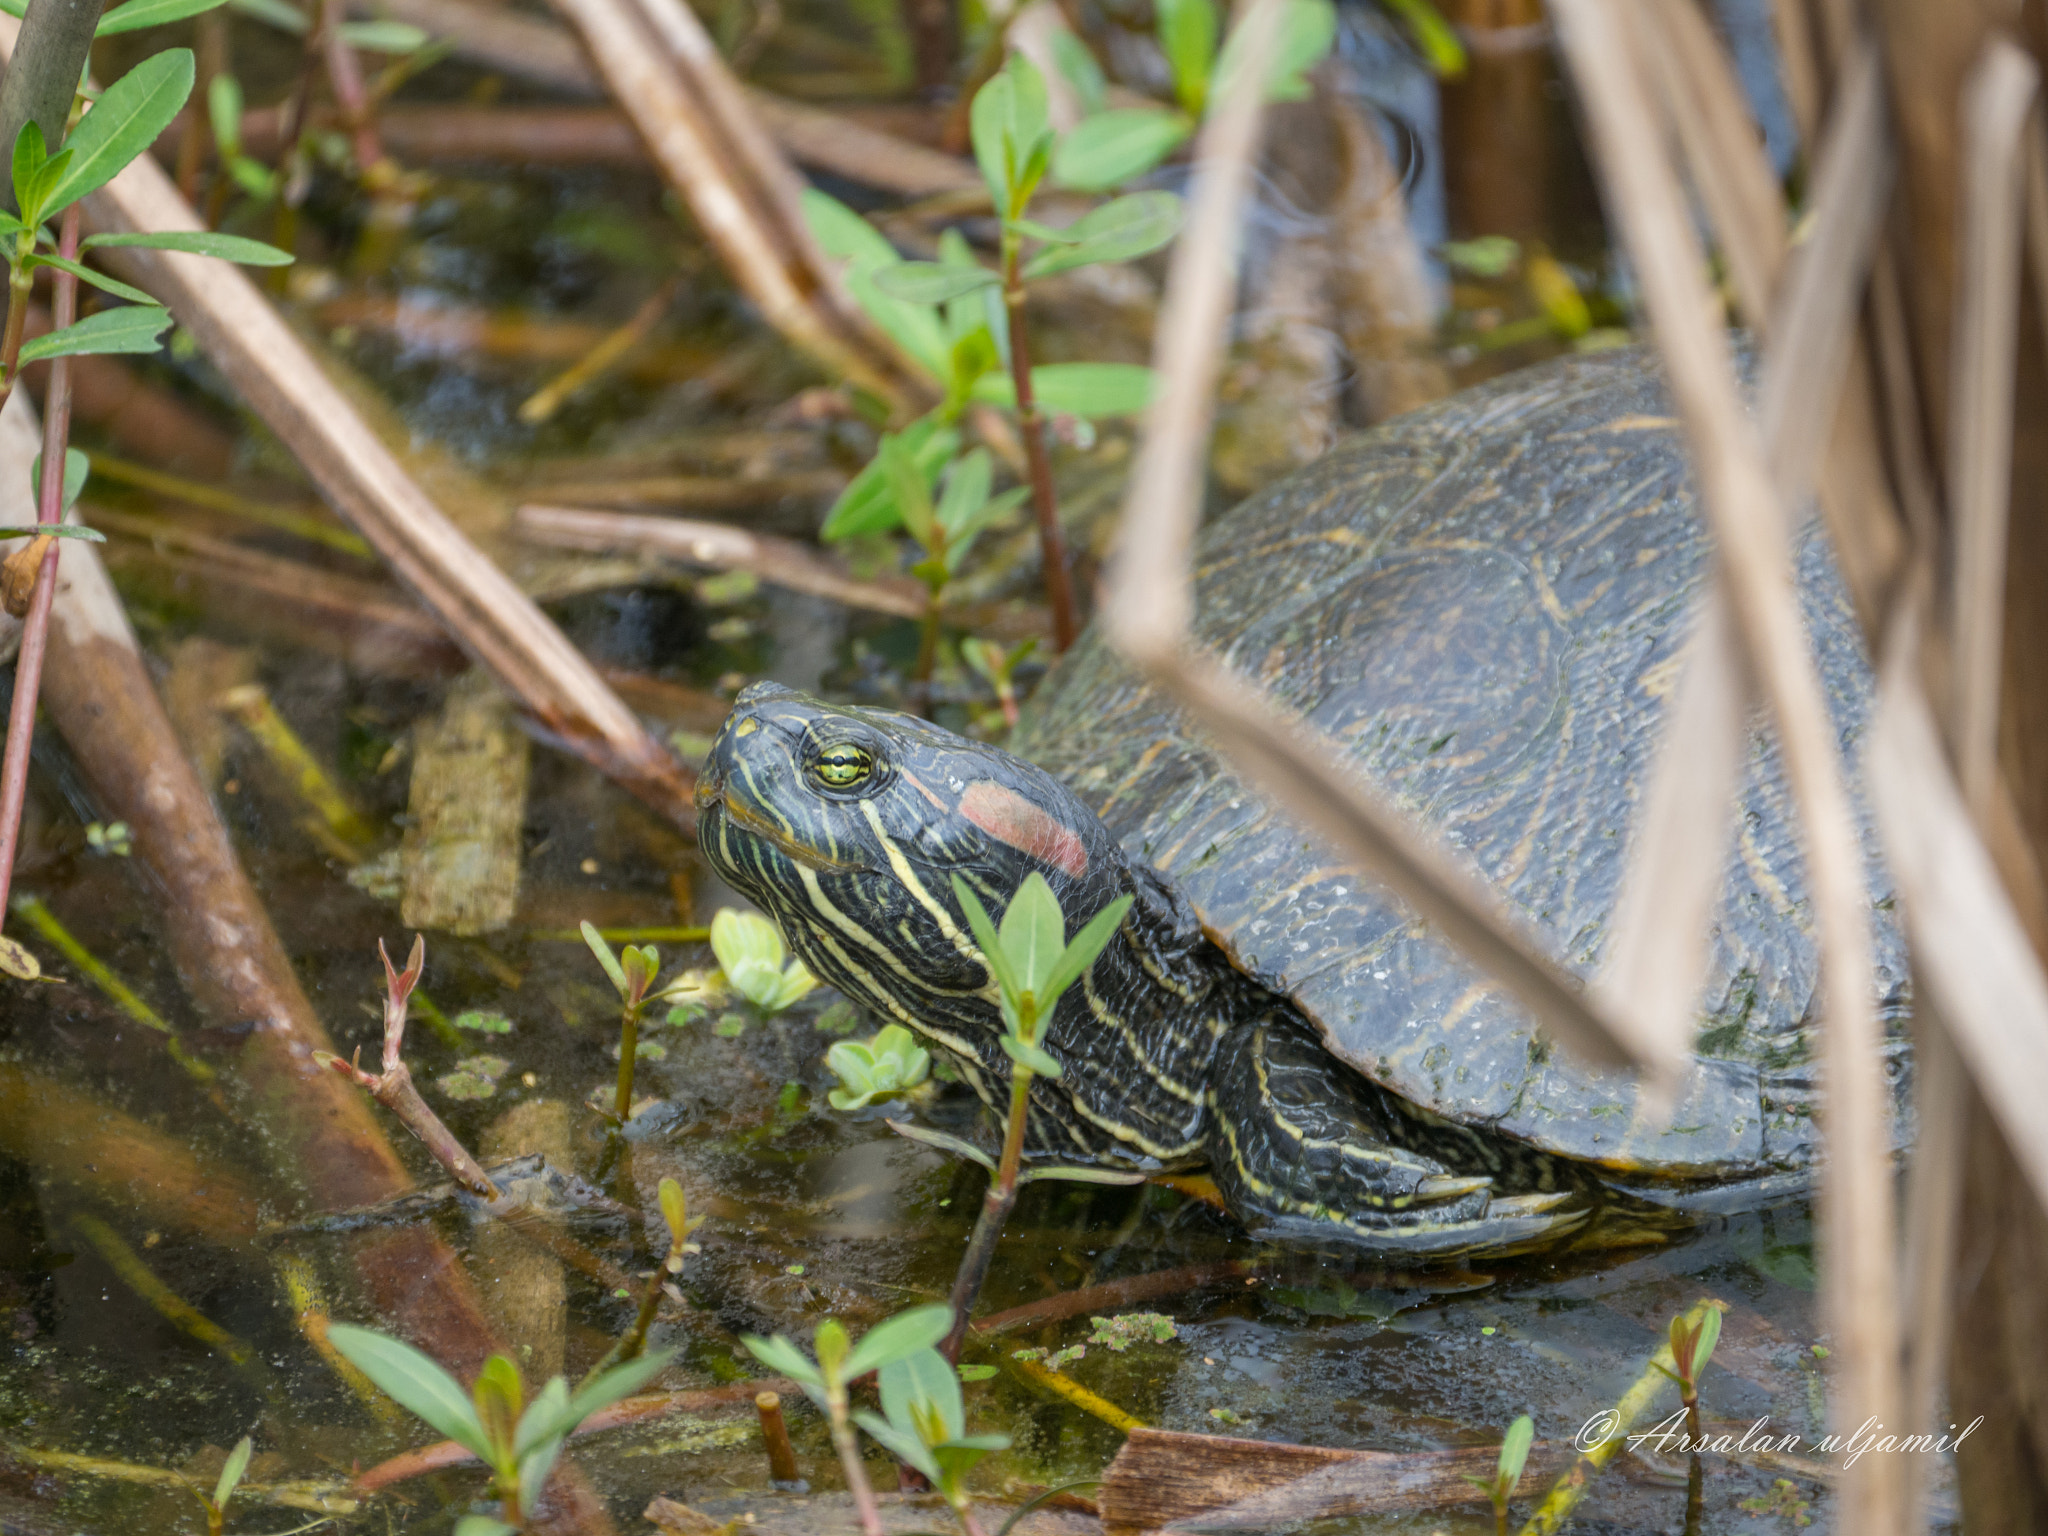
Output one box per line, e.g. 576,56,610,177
1204,1011,1587,1258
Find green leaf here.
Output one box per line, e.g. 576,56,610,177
0,211,23,240
326,1324,493,1460
25,253,158,306
971,54,1052,220
741,1333,825,1391
998,871,1065,999
1050,29,1106,116
1440,234,1519,278
844,1303,955,1381
800,189,946,379
12,120,48,226
26,447,90,513
950,875,1016,1001
880,1346,964,1440
1381,0,1466,77
17,305,172,363
853,1409,939,1481
1157,0,1218,115
1690,1306,1723,1378
821,417,956,540
227,0,306,28
581,920,628,997
873,261,998,304
212,1436,253,1510
1052,108,1191,192
513,1377,572,1458
1497,1414,1534,1486
0,0,24,17
1017,1162,1146,1185
82,229,293,265
49,50,195,214
454,1519,518,1536
1023,191,1182,279
208,72,245,159
338,18,429,51
0,522,104,541
935,448,992,537
518,1436,566,1518
1000,1034,1062,1079
883,1116,999,1172
944,485,1027,573
1032,361,1159,417
878,428,938,548
565,1348,674,1428
96,0,229,36
1038,894,1133,1010
1212,0,1338,109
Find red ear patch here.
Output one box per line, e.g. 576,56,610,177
958,780,1089,879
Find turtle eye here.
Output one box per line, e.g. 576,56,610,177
810,742,875,791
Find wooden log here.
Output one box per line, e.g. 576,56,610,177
401,670,531,935
1097,1427,1572,1533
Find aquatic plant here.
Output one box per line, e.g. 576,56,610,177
189,1434,252,1536
582,921,711,1121
1460,1414,1533,1536
826,1023,931,1111
740,1303,957,1536
329,1324,673,1534
1657,1300,1726,1440
709,907,819,1012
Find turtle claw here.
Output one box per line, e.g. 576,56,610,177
1414,1173,1493,1202
1484,1189,1576,1217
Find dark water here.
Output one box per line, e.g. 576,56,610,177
0,5,1950,1534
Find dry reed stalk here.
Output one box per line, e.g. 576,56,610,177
1102,0,1652,1074
515,503,926,618
1550,3,1901,1530
546,0,932,410
1946,42,2036,812
30,77,696,832
0,396,615,1535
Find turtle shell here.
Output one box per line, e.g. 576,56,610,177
1013,348,1909,1181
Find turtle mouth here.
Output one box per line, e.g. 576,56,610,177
700,781,870,875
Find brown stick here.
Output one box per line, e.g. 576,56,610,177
7,394,613,1534
756,1391,802,1484
544,0,933,410
515,504,926,618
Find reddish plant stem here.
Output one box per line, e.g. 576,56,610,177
318,0,384,172
1002,243,1078,651
0,207,79,924
940,1061,1035,1363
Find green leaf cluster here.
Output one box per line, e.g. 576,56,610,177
189,1433,252,1535
1051,0,1340,191
740,1302,954,1416
328,1324,673,1528
707,908,818,1013
825,1023,931,1111
949,871,1132,1075
856,1346,1009,1510
0,47,292,383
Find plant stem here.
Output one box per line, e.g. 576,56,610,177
1001,240,1078,651
827,1401,887,1536
0,207,79,926
615,1002,640,1120
911,586,942,712
579,1209,684,1387
941,1054,1036,1363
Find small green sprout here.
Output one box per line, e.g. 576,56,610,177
741,1304,956,1534
329,1324,672,1532
949,871,1131,1071
84,820,132,856
1655,1300,1726,1438
709,908,819,1012
190,1434,252,1536
1460,1414,1533,1536
582,922,707,1121
826,1024,932,1111
855,1345,1010,1531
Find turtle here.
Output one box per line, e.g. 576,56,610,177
693,347,1912,1259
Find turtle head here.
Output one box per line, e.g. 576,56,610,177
695,683,1136,1012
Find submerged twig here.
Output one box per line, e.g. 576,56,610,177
316,936,501,1200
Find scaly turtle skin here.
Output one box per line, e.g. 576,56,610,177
695,349,1911,1258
